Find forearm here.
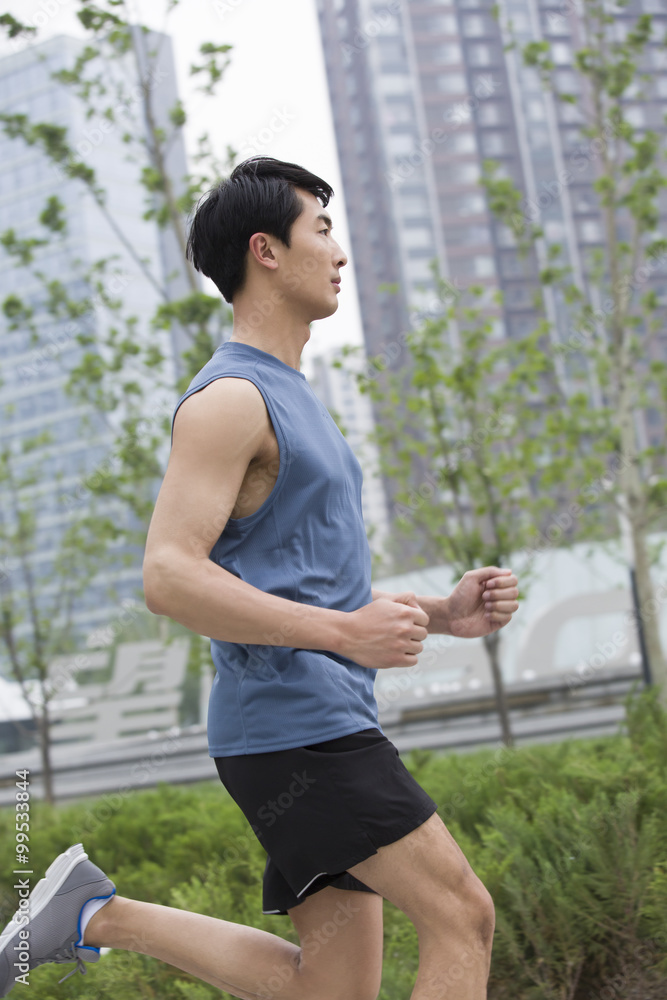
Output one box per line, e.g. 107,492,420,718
145,554,347,650
371,588,451,634
415,594,451,634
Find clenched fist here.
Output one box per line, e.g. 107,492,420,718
339,592,429,669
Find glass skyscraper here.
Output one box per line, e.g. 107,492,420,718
316,0,667,436
0,31,191,671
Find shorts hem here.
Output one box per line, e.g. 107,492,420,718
269,800,440,913
313,800,438,877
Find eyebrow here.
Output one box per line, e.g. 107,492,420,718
317,213,333,229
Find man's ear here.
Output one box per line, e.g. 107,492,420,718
247,232,279,272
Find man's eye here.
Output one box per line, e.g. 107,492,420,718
320,228,330,235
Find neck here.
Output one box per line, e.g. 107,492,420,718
229,300,310,372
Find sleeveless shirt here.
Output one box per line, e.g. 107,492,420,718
171,341,382,756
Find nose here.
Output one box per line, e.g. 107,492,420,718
333,239,347,269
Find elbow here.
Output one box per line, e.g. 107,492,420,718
143,559,171,617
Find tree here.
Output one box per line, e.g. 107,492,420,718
334,274,608,746
484,0,667,705
0,1,235,796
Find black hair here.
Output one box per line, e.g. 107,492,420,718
185,155,334,303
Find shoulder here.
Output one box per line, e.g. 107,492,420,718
173,376,271,455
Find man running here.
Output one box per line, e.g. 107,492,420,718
0,156,519,1000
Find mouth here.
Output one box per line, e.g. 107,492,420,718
331,279,341,292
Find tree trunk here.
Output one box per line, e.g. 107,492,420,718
483,631,514,747
615,332,667,707
631,518,667,709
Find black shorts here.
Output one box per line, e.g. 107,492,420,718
214,727,438,915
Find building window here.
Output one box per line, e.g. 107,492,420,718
561,127,582,149
613,20,629,42
625,106,646,127
468,44,493,66
407,245,434,258
579,219,602,242
419,43,463,65
509,12,530,32
388,132,417,156
572,187,599,213
376,13,400,35
543,12,570,36
377,73,411,96
559,102,585,124
495,225,517,248
447,161,481,184
445,224,489,246
544,220,565,241
462,15,487,37
443,100,473,125
474,255,495,277
481,132,508,156
504,284,533,307
526,98,546,121
398,188,430,216
449,131,477,154
441,193,486,217
520,68,542,92
475,101,503,125
412,15,457,34
402,226,434,249
555,70,578,92
378,37,407,69
406,258,434,281
500,251,524,278
435,72,467,94
528,125,550,150
383,97,414,125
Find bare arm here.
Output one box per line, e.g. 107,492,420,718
144,377,429,668
372,588,451,633
143,377,346,650
372,567,520,637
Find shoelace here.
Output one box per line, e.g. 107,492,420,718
53,944,88,984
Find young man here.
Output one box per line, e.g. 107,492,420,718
0,156,519,1000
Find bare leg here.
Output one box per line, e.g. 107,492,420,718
84,884,383,1000
347,812,495,1000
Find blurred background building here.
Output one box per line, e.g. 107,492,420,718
0,31,190,669
315,0,667,450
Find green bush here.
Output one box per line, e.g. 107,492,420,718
1,687,666,999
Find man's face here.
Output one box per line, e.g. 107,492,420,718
274,188,348,321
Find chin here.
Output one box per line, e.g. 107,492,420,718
315,297,339,320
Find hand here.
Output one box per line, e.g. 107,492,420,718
340,592,429,669
446,567,519,638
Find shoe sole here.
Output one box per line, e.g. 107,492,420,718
0,843,89,951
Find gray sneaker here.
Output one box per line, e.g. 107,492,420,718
0,843,116,997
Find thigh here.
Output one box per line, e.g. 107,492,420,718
347,810,489,933
288,885,383,1000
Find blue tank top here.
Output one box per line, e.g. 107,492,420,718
171,341,381,756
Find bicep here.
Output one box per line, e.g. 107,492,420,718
144,378,269,571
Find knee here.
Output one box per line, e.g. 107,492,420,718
418,872,495,951
467,879,495,950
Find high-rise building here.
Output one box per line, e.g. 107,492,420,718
316,0,667,444
0,31,191,669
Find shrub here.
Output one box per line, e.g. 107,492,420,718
0,687,665,999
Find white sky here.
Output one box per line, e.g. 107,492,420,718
0,0,364,371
